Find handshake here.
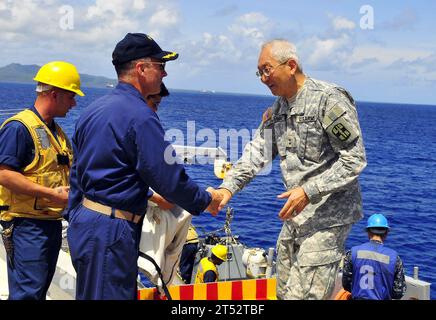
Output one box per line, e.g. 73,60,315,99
205,187,232,216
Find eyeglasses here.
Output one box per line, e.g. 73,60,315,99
146,61,166,71
256,60,288,78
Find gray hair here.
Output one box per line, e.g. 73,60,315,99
262,39,302,71
115,57,152,79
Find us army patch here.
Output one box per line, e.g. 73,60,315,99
332,123,351,141
322,105,346,128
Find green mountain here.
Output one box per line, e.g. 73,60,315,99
0,63,117,88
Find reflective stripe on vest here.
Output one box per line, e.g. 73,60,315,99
186,225,199,244
0,109,73,221
357,250,391,265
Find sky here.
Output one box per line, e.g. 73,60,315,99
0,0,435,105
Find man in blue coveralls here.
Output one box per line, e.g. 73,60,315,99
342,214,407,300
65,33,223,300
0,61,83,299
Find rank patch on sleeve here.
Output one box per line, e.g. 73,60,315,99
332,123,351,141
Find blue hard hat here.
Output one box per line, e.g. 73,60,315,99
366,214,390,232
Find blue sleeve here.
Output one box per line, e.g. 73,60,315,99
392,256,407,299
342,250,353,292
203,270,217,283
0,121,34,170
132,114,211,215
147,189,154,199
65,158,81,218
64,132,83,220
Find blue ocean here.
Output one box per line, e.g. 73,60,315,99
1,82,435,298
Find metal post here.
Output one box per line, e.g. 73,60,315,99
413,266,419,280
265,247,275,278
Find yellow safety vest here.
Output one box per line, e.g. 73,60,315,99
0,109,73,221
195,257,218,284
186,225,199,244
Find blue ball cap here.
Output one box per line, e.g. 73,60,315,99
112,33,178,66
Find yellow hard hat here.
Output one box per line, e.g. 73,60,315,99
33,61,84,96
211,244,228,262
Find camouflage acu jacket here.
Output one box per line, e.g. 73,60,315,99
220,77,367,236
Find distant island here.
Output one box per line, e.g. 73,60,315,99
0,63,117,89
0,63,275,98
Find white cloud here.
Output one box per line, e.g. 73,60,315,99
347,46,431,67
409,53,436,74
237,12,269,25
318,43,436,88
147,5,180,40
302,34,354,70
167,12,277,86
1,1,268,81
85,0,148,19
177,32,241,68
0,0,181,75
0,0,179,42
172,11,275,76
148,6,179,28
299,15,357,71
300,13,434,82
332,16,356,31
0,1,47,35
228,12,273,47
302,34,435,82
385,53,436,86
133,0,147,10
1,2,433,101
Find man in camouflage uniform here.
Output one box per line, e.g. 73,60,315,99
217,39,367,299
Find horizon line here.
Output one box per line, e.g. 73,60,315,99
0,80,435,108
